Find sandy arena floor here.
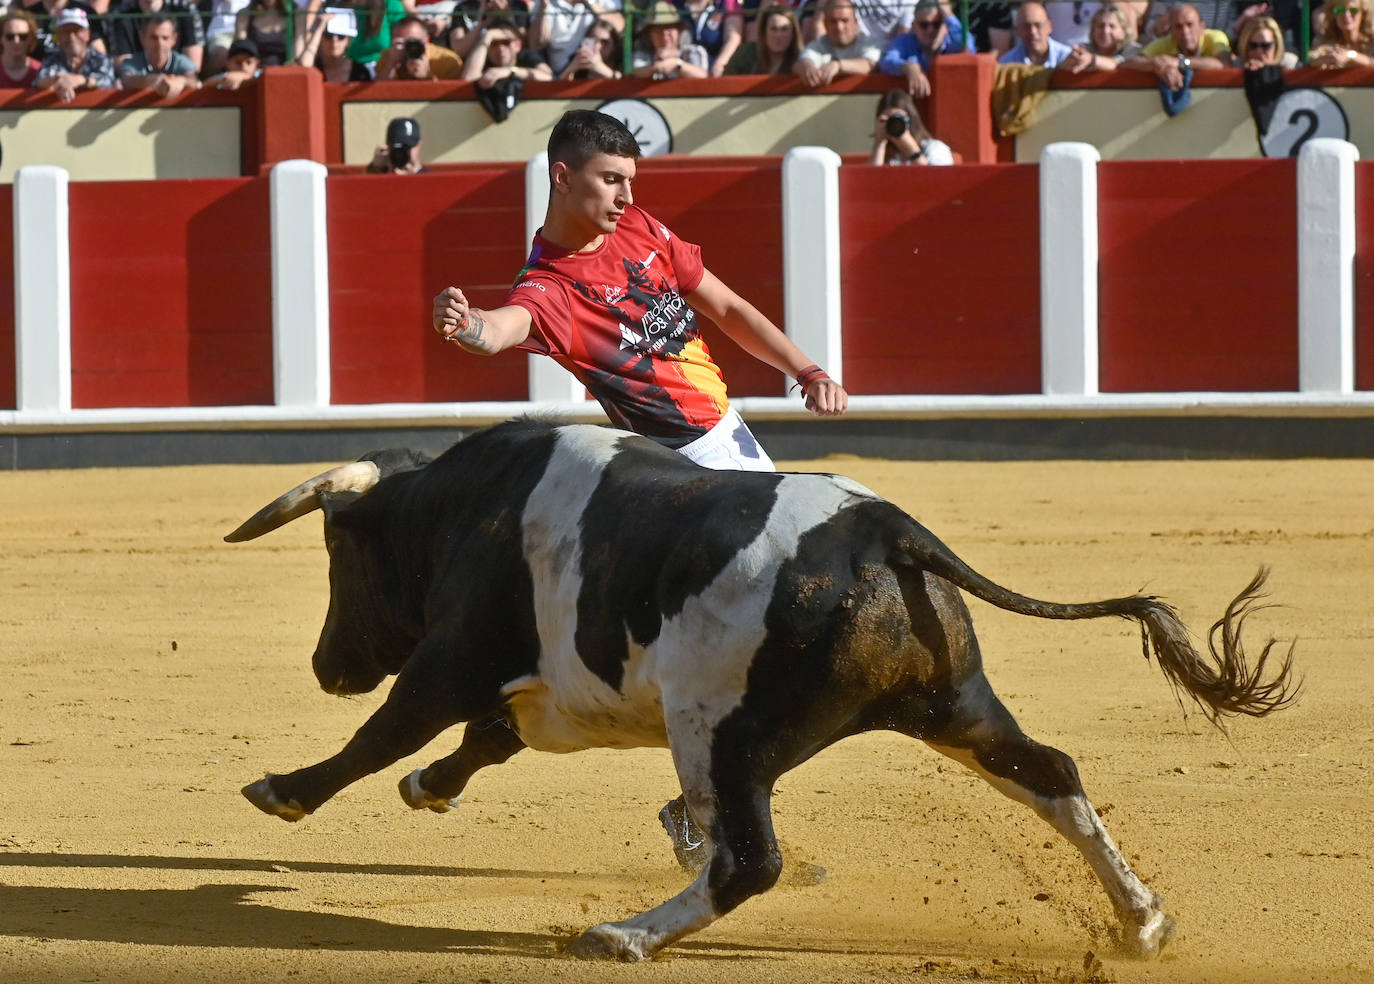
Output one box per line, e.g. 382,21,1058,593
1,449,1370,984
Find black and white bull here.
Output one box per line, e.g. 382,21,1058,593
226,419,1296,961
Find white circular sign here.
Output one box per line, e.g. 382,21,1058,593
596,98,673,158
1260,89,1349,158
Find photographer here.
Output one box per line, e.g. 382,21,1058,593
374,15,464,79
868,88,953,166
367,116,429,174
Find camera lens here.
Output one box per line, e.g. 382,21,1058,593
403,38,426,59
389,144,410,168
885,113,910,138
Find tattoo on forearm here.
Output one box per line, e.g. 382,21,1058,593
460,311,486,344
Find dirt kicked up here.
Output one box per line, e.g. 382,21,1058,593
1,452,1370,984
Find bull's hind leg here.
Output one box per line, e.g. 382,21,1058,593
917,677,1173,957
399,713,527,813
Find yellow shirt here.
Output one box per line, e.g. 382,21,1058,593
374,42,464,80
1143,30,1233,59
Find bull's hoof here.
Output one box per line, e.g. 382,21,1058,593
567,924,651,962
242,776,309,822
398,769,461,814
1125,907,1176,959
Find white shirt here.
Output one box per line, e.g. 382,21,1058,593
1044,1,1100,47
539,0,624,73
799,31,884,66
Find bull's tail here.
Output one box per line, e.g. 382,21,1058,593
892,525,1299,728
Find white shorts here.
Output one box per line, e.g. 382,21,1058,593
677,406,775,473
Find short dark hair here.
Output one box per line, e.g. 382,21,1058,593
547,110,641,170
141,14,178,35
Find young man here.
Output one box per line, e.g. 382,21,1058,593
432,109,847,473
432,109,846,863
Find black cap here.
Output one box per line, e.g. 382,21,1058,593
386,117,421,149
227,38,260,60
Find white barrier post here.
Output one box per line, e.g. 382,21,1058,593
524,151,583,404
782,147,843,391
1298,138,1358,394
14,165,71,413
1039,143,1099,397
269,159,331,407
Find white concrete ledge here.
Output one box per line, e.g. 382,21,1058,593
9,392,1374,434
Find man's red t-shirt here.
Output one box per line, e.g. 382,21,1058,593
506,205,730,447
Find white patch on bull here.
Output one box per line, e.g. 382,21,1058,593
509,429,866,772
510,426,670,753
569,871,717,960
824,474,880,501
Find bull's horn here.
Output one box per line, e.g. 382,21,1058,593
224,460,381,543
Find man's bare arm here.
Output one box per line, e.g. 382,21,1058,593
432,287,533,355
687,269,848,416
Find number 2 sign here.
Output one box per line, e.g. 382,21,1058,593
1259,89,1349,158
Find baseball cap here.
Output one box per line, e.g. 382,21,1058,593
55,7,90,30
323,7,359,37
387,117,421,149
227,37,260,60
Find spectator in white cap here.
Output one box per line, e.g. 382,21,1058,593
19,0,108,60
34,6,114,101
299,6,376,80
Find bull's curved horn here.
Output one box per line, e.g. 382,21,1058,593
224,460,381,543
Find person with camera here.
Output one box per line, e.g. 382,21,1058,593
367,116,429,174
461,14,551,83
374,14,465,79
868,88,952,165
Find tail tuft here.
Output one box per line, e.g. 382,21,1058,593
1136,567,1300,729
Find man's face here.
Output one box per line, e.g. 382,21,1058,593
486,27,521,65
56,23,87,59
557,152,636,238
1016,3,1051,55
1170,6,1203,54
822,4,859,47
391,20,426,53
227,51,259,74
911,8,947,50
141,21,177,64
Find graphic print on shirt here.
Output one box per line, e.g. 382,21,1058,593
507,207,729,446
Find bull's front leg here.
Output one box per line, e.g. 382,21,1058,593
244,646,474,821
398,713,528,814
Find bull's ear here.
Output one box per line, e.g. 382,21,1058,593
360,447,433,479
319,489,369,526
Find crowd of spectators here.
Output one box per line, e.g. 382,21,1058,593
1,0,1368,143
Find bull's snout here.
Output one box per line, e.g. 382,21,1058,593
312,645,386,696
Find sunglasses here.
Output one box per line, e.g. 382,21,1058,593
914,18,942,28
1330,3,1359,13
1247,39,1275,48
3,31,30,40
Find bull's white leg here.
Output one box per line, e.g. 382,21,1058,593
568,873,719,961
933,741,1175,957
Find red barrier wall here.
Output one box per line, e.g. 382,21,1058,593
0,185,13,411
326,167,530,404
1356,161,1374,390
67,179,273,409
1098,159,1298,392
839,164,1041,395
